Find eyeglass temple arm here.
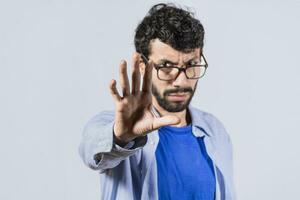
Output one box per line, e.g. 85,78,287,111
139,53,148,64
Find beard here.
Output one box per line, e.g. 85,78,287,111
151,81,198,113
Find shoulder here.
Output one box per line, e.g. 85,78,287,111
190,106,234,163
189,106,232,142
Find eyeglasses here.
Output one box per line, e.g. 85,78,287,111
140,54,208,81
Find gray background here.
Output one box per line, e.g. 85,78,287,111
1,0,299,199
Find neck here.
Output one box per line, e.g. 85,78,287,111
152,97,191,127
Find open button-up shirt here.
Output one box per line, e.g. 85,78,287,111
79,105,236,200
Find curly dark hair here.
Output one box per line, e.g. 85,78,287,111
134,3,205,59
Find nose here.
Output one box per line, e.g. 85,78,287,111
172,70,189,87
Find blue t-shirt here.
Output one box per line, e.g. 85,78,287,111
155,124,216,200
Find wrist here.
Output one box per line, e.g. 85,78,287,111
113,134,132,146
113,123,135,144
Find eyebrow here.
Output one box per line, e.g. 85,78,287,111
158,59,178,65
158,57,199,65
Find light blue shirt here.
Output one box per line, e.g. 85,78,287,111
79,105,236,200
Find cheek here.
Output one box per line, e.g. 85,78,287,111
152,79,163,91
151,70,164,86
152,75,169,94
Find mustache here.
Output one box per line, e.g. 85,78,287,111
163,87,193,96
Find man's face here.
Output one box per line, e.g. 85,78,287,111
147,39,200,113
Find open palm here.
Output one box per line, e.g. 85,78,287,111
109,53,180,143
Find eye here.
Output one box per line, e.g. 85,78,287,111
160,67,173,73
158,61,174,68
187,60,201,66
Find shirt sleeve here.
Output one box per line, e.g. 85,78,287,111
78,110,147,171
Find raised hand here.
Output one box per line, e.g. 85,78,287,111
109,53,180,144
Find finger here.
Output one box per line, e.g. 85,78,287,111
119,60,130,96
152,115,181,130
109,79,121,101
131,53,141,95
142,60,153,93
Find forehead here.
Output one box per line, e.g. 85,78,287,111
148,39,201,61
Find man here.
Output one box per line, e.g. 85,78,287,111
79,3,235,200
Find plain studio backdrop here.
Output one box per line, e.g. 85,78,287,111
0,0,299,199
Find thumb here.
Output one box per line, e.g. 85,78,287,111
152,115,181,130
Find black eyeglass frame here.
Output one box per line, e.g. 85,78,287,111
140,53,208,81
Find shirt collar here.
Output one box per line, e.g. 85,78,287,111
188,105,212,137
151,104,212,137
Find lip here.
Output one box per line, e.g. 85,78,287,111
167,93,188,101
